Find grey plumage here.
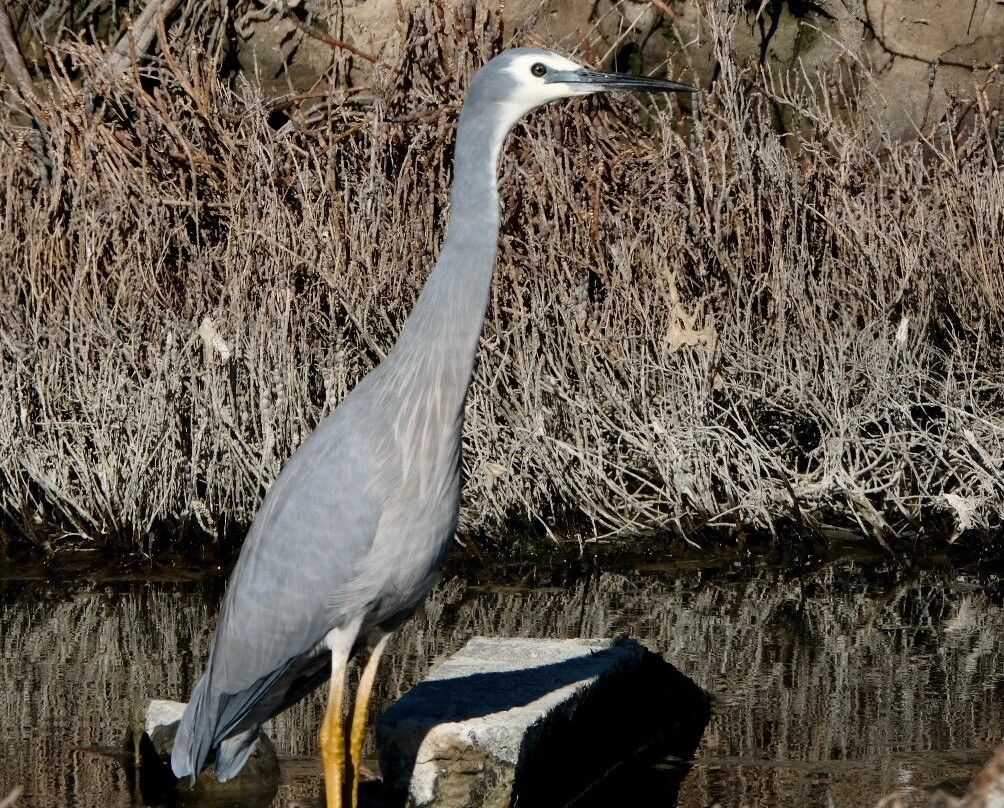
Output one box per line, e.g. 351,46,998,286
171,47,694,797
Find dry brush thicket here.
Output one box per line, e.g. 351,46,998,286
1,7,1002,554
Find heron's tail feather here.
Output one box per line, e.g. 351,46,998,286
171,667,272,784
215,729,260,781
170,677,214,785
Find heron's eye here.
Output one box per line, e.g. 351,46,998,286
530,63,547,78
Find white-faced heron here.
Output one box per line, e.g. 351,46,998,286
171,47,695,807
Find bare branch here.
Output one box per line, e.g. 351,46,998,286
0,6,53,179
110,0,183,71
285,13,378,63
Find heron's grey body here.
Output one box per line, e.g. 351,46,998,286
171,47,695,790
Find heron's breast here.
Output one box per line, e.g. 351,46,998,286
357,426,462,625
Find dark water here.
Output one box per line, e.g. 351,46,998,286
2,552,1003,807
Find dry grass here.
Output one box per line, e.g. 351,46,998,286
0,5,1002,554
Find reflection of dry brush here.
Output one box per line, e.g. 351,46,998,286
4,566,1004,805
0,6,1001,554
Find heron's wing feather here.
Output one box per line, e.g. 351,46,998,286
214,729,259,782
173,400,396,779
216,402,391,681
212,642,329,739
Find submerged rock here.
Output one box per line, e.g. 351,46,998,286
377,636,710,808
127,698,279,805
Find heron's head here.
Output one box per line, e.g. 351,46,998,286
469,48,696,130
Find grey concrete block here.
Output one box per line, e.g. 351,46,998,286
377,636,709,808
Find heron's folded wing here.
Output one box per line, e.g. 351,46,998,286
217,406,391,681
173,394,400,781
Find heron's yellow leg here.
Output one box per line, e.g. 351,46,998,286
319,662,348,808
347,633,390,808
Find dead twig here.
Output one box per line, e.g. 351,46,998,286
285,14,378,64
110,0,183,71
0,787,22,808
0,6,53,179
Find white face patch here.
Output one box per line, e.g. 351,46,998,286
495,52,595,125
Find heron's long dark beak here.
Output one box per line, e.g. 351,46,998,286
553,67,697,95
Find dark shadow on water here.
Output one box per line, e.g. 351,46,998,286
377,641,711,807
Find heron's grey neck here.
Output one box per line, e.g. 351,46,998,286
380,101,510,408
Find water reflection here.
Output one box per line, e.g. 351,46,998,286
1,559,1002,807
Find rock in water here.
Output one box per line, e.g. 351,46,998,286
377,637,710,808
127,698,279,805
